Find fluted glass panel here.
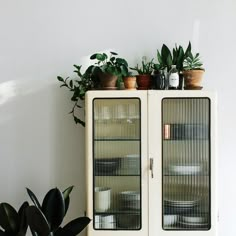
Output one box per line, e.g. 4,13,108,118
93,98,141,230
162,98,210,230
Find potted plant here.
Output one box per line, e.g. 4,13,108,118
57,65,98,126
183,52,205,89
122,71,137,90
89,52,129,90
130,56,154,90
26,186,90,236
0,202,29,236
153,43,192,90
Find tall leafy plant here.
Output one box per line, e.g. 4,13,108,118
0,202,29,236
26,186,90,236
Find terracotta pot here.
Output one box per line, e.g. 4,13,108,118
123,76,137,90
99,73,118,90
136,74,152,90
183,70,204,89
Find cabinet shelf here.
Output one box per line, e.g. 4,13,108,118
94,138,140,141
95,210,140,215
163,174,209,177
95,174,140,177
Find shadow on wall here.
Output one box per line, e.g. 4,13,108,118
0,78,87,226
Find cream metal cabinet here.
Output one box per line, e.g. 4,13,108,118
85,90,217,236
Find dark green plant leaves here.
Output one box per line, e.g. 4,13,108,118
96,53,106,61
18,201,29,235
161,44,172,71
74,116,85,127
57,76,64,82
62,186,73,216
56,217,91,236
90,53,97,60
62,186,73,201
110,51,118,55
0,229,6,236
41,188,65,231
26,188,41,210
0,203,20,233
26,206,50,236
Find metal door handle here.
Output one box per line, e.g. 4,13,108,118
150,158,154,178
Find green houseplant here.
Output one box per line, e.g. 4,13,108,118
89,52,129,89
153,42,192,89
183,52,205,89
130,56,154,90
57,65,98,126
26,186,90,236
0,202,29,236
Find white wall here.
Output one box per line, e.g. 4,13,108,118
0,0,235,235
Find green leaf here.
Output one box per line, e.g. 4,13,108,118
41,188,65,231
166,54,172,68
110,51,118,55
69,80,73,88
62,186,74,200
0,203,20,233
26,188,42,210
185,41,191,57
62,186,74,216
96,53,106,61
90,53,98,59
157,50,162,64
161,44,172,66
26,206,50,236
57,76,64,82
18,201,29,235
55,217,90,236
74,116,85,127
102,53,108,60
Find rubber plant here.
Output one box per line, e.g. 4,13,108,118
26,186,90,236
0,201,29,236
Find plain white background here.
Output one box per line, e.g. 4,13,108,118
0,0,235,235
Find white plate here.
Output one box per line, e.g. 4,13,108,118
170,165,201,175
182,216,207,224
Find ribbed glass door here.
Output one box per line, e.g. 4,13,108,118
93,98,141,230
162,98,210,230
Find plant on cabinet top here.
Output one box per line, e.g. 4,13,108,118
183,52,204,71
89,51,129,78
130,56,154,75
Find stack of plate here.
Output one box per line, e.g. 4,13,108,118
179,215,209,228
164,195,201,214
169,164,201,175
95,158,121,175
119,191,140,210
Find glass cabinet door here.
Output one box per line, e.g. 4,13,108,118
93,98,141,230
162,98,210,230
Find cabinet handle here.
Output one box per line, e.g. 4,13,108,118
150,158,154,178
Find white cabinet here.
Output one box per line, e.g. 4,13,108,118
85,90,217,236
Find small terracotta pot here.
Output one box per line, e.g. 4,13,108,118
183,70,204,89
136,74,152,90
99,73,118,90
123,76,137,90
